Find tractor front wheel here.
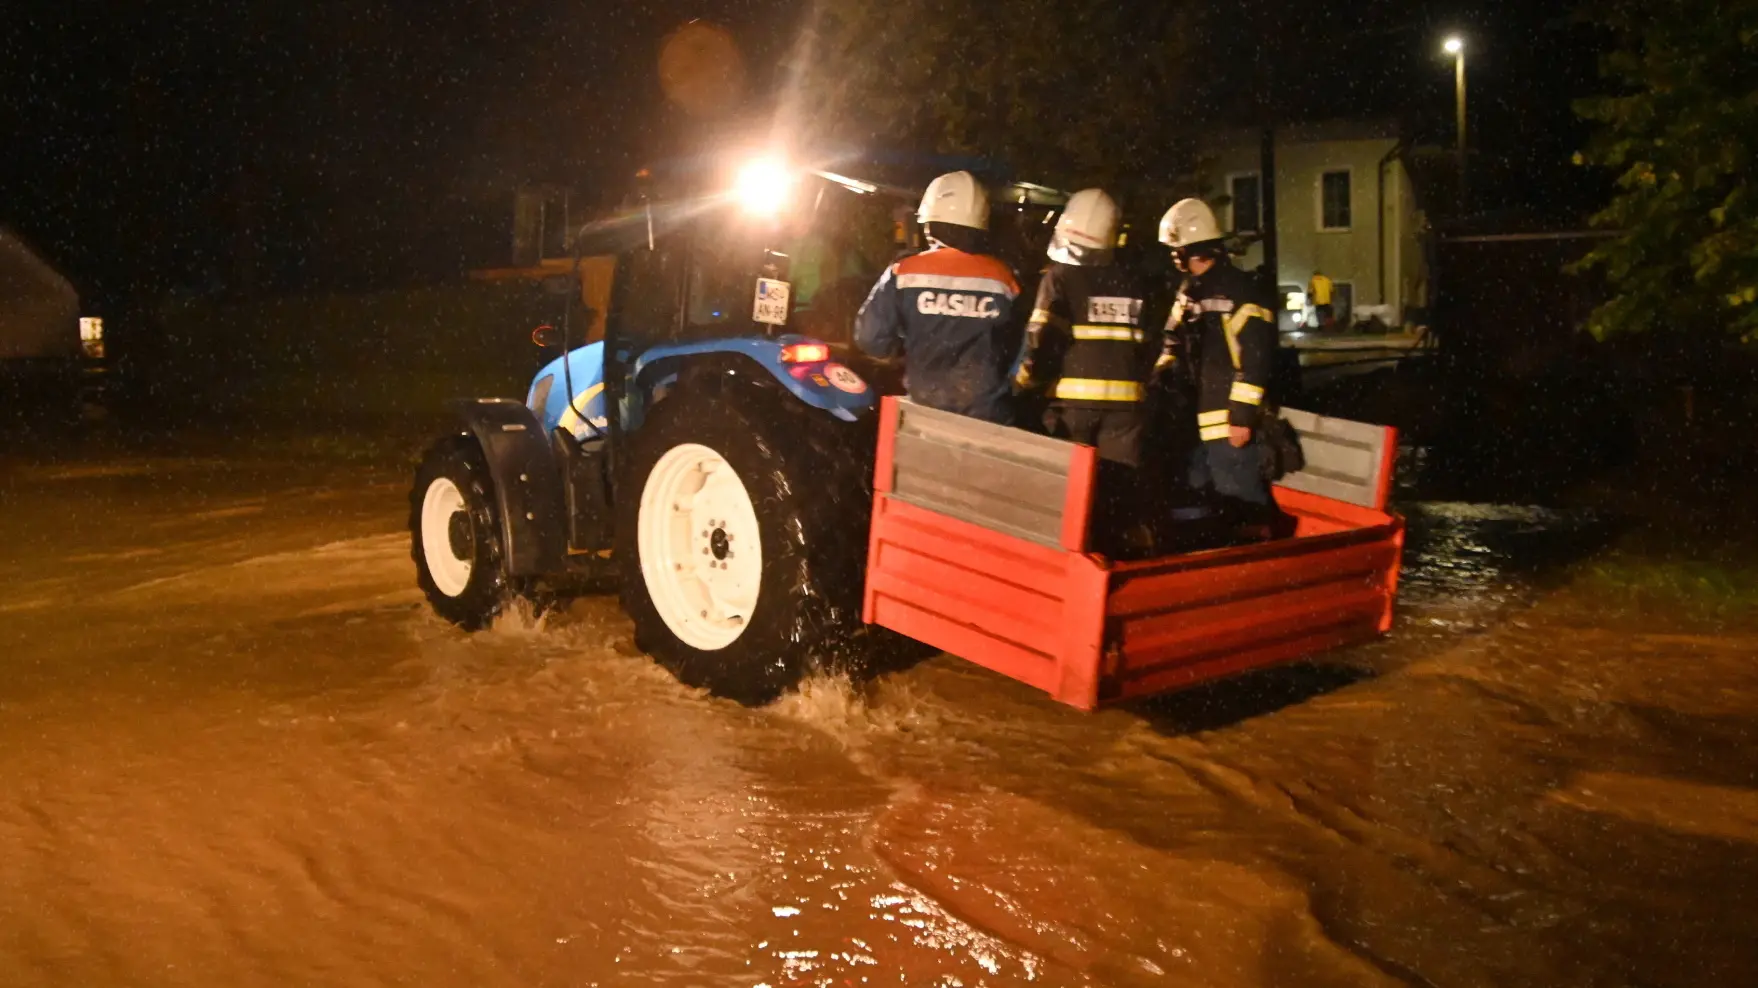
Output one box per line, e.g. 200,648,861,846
410,436,511,630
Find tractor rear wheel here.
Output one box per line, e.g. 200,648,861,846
617,382,872,703
410,435,511,630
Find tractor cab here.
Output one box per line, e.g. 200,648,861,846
561,157,1068,398
532,157,1069,482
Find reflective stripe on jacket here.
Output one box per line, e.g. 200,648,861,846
1020,262,1150,408
1160,261,1277,437
854,246,1023,422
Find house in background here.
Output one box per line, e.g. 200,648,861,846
1199,120,1428,332
1,225,97,412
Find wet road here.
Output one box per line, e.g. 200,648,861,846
2,444,1755,987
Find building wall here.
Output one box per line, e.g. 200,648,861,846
1199,132,1423,328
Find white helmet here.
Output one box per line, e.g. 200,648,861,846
1047,188,1120,265
917,171,989,230
1158,198,1224,248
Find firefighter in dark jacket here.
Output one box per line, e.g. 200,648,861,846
1155,198,1278,513
855,171,1023,424
1015,188,1152,552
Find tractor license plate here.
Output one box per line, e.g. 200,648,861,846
753,278,791,326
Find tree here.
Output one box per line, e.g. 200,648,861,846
784,0,1203,220
1572,0,1758,343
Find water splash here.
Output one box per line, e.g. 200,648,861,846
478,598,554,641
763,672,941,747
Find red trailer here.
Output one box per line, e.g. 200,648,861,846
861,397,1404,710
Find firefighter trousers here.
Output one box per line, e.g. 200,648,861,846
1042,404,1143,466
1189,438,1273,509
1043,404,1147,557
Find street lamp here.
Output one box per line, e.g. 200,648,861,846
1443,36,1467,213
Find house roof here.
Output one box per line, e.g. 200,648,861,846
0,226,80,359
1199,118,1403,151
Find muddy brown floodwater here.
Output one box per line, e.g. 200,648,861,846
2,446,1755,987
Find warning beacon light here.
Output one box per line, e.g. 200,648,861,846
734,156,793,216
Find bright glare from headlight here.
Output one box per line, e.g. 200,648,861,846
734,157,793,215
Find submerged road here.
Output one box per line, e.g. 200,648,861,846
1,440,1754,986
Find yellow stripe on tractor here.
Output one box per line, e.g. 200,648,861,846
557,382,607,436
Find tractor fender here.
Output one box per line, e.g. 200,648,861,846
628,336,876,425
451,398,567,577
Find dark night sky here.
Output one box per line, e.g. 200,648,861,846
2,0,1604,312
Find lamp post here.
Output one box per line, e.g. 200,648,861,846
1444,35,1467,215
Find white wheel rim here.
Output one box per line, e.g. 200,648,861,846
420,476,473,597
637,442,764,652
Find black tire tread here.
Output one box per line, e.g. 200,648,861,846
615,373,878,703
409,434,511,631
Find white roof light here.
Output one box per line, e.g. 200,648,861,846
733,157,794,216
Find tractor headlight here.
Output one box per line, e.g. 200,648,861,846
734,157,793,216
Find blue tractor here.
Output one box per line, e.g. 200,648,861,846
409,158,1067,701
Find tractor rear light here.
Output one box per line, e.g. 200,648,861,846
779,343,830,364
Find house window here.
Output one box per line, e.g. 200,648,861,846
1319,169,1352,230
1228,173,1261,232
